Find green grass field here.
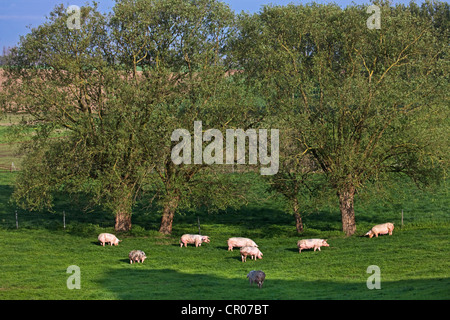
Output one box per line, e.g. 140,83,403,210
0,169,449,300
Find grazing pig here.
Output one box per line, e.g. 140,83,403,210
365,223,394,238
247,270,266,289
128,250,147,264
180,234,210,247
98,233,121,246
240,246,263,262
227,237,258,251
297,239,329,253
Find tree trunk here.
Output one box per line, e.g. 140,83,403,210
115,210,132,232
338,186,356,236
159,196,180,235
293,198,303,233
114,194,133,231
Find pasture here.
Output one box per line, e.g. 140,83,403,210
0,170,448,300
0,0,448,302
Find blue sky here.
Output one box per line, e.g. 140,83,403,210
0,0,428,50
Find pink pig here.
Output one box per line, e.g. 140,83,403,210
365,223,394,238
98,233,121,246
227,237,258,251
297,239,329,253
180,234,210,247
240,246,263,262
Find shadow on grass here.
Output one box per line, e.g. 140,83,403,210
285,247,299,254
0,169,344,237
98,268,450,300
0,181,343,237
224,255,243,262
0,183,115,234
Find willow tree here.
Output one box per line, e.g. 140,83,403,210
232,1,449,235
3,0,262,233
109,0,254,233
2,3,150,231
109,0,263,234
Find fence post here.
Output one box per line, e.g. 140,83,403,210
401,209,404,228
15,210,18,229
63,211,66,229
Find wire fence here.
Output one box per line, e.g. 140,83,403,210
0,162,19,172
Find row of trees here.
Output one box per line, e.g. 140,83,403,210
1,0,448,235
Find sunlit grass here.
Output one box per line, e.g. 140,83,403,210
0,170,448,300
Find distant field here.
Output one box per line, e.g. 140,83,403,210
0,168,448,300
0,113,64,171
0,114,30,171
0,127,21,171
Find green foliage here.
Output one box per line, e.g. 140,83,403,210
1,0,448,236
0,0,448,300
3,0,261,232
231,1,449,234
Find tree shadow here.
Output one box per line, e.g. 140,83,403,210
285,247,299,254
97,268,450,300
0,183,114,233
224,255,242,262
0,179,340,237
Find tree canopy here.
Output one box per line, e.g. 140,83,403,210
1,0,448,235
231,0,449,235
